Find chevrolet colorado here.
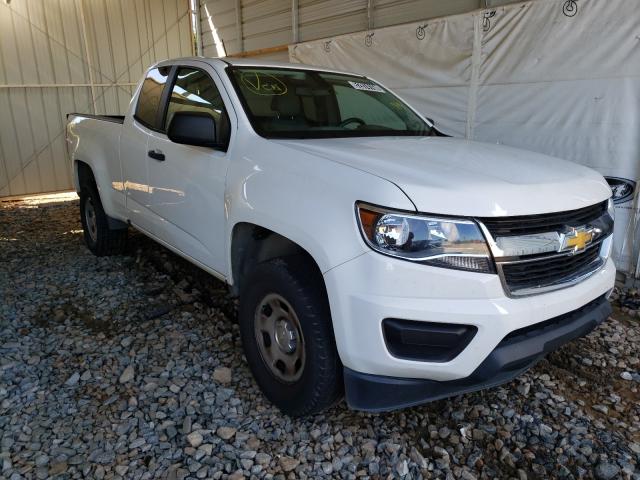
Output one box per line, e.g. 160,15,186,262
66,57,616,416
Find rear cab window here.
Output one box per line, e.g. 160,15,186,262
134,66,172,130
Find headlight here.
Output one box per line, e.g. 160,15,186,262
356,203,494,273
607,197,615,221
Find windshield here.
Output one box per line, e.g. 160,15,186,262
227,67,430,139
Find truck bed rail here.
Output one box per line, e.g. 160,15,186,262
67,113,125,124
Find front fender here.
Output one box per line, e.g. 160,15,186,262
225,136,415,282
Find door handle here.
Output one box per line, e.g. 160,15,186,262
148,149,165,161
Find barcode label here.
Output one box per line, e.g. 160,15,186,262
348,81,384,93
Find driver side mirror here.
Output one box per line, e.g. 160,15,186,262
167,111,223,149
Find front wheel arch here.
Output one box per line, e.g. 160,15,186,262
230,222,324,296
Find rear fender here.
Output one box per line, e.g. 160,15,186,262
67,116,127,221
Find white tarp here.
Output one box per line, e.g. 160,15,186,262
290,0,640,274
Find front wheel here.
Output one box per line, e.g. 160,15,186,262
239,257,343,416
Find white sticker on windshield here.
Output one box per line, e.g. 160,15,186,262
348,81,384,93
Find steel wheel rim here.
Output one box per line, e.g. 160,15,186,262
85,197,98,243
254,293,305,383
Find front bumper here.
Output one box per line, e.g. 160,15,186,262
323,250,615,383
344,295,611,411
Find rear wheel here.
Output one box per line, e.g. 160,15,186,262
79,181,127,256
239,257,343,416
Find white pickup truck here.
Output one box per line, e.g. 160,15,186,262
67,57,616,416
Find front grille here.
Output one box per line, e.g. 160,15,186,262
480,201,607,237
500,243,602,294
478,201,611,296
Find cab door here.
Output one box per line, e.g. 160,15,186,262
145,63,234,275
121,66,172,232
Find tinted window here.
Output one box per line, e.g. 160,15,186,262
227,67,428,139
165,68,229,144
135,67,171,129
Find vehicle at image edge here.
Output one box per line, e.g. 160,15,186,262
66,57,616,416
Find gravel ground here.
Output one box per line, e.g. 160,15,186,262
1,195,639,480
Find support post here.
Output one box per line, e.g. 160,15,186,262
190,0,203,56
292,0,299,44
235,0,243,53
78,0,97,114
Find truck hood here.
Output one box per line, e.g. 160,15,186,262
274,137,611,217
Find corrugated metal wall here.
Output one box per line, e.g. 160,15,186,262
0,0,192,198
201,0,238,57
373,0,483,29
199,0,526,59
243,0,291,52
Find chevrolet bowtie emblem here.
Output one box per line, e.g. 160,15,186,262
561,227,594,253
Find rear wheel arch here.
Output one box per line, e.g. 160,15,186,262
74,160,96,193
74,160,127,230
78,179,128,256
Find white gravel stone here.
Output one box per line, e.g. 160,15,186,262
278,456,299,472
65,372,80,386
119,365,135,384
212,367,232,384
186,432,203,448
255,453,271,465
198,444,213,456
115,465,129,476
216,426,236,440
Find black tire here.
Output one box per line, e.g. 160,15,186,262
239,256,343,416
79,181,127,256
